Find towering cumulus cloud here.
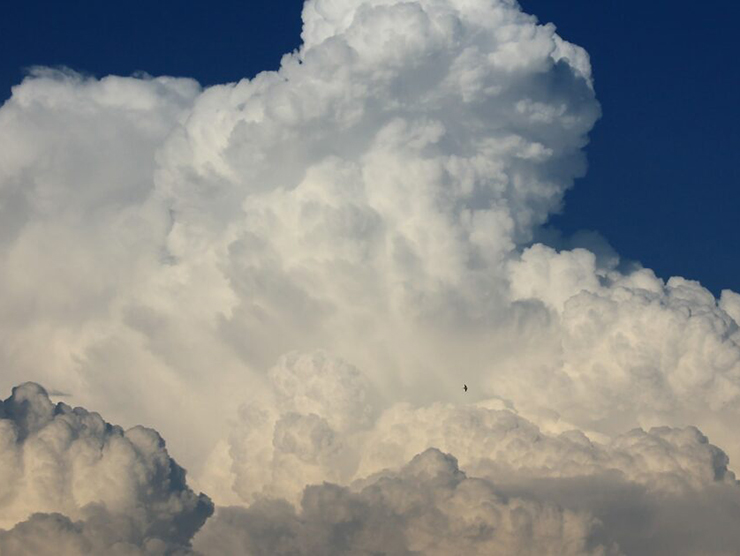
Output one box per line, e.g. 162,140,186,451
1,0,739,553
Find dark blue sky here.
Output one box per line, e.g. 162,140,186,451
519,0,740,297
2,0,738,295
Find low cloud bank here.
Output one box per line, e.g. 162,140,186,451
194,351,740,554
196,448,618,556
2,379,740,554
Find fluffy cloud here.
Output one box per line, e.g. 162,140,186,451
0,0,603,470
196,350,740,553
194,353,368,506
195,432,740,555
1,0,740,553
195,448,618,556
506,245,740,459
199,349,736,498
0,383,212,554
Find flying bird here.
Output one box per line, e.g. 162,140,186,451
463,384,468,392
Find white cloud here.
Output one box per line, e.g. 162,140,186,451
505,250,740,457
195,350,740,554
195,440,740,555
1,0,739,553
0,0,602,468
0,383,212,554
195,448,619,556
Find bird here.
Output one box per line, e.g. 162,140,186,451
463,384,468,392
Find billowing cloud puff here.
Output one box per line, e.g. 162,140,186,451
203,352,378,505
359,403,736,492
201,348,738,502
1,0,740,553
0,0,604,471
195,439,740,555
201,359,740,553
506,245,740,459
195,448,618,556
0,383,212,553
194,349,740,555
0,512,194,556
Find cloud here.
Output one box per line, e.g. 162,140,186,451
506,246,740,456
194,448,619,556
0,383,212,554
195,350,740,553
195,440,740,555
0,0,603,470
1,0,740,553
199,352,378,506
199,349,737,498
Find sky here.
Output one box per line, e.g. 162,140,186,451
2,1,740,554
2,0,739,295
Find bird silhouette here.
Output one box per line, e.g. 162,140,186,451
463,384,468,392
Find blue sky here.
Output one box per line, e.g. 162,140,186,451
519,0,740,296
2,0,738,294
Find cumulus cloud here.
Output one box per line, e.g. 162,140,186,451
0,0,604,469
196,351,740,553
506,247,740,455
195,448,619,556
195,435,740,555
0,383,212,554
1,0,740,553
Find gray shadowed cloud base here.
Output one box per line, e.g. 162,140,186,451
1,0,740,554
0,383,212,554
